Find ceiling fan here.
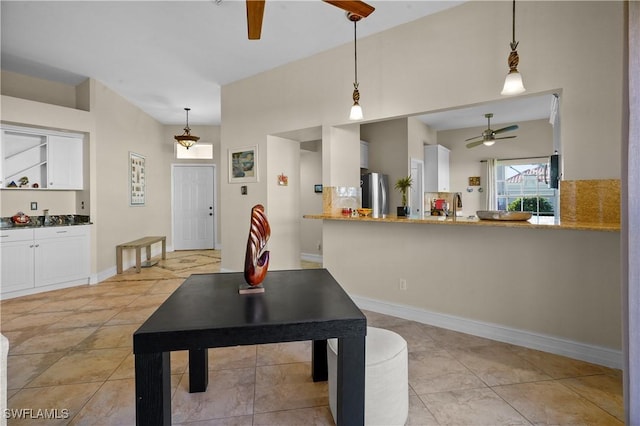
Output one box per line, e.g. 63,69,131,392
246,0,375,40
465,113,519,149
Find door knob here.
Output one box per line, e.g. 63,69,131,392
209,213,213,216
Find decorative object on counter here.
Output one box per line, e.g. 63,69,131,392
229,145,258,183
11,212,31,226
500,0,526,95
277,173,288,186
242,204,270,293
348,12,364,121
394,175,413,217
129,152,146,206
357,208,372,217
32,183,39,188
174,107,200,149
7,181,17,188
18,176,29,187
476,210,532,221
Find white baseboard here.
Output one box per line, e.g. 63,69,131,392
351,294,623,369
301,253,323,263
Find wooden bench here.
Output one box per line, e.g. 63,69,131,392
116,236,166,274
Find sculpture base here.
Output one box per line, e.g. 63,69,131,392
239,283,265,294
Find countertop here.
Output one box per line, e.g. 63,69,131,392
0,214,91,230
303,214,620,232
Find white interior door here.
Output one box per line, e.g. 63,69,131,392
173,165,215,250
410,158,424,218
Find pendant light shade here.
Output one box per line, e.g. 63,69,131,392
348,13,363,120
174,108,200,149
501,0,525,96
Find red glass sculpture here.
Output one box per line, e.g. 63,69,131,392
243,204,271,287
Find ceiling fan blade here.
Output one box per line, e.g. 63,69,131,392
465,135,483,142
247,0,265,40
495,136,517,140
494,124,519,134
466,140,485,149
323,0,375,18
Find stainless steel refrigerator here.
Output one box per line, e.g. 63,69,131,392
361,173,389,218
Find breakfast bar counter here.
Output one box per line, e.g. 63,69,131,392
303,214,620,232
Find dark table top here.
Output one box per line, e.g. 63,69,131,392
133,269,366,354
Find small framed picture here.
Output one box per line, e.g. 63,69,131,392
228,145,258,183
129,151,146,206
314,184,323,193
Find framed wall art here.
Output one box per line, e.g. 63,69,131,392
228,145,258,183
129,151,146,206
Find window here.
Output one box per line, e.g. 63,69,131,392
495,158,557,217
176,143,213,160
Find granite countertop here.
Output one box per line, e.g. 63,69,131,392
303,214,620,232
1,215,92,230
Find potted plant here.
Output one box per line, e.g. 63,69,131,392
394,175,413,217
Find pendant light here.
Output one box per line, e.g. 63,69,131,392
348,13,363,120
501,0,526,96
174,107,200,149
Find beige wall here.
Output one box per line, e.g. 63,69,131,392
1,70,79,109
2,73,221,277
220,1,624,359
300,142,323,258
360,118,408,211
222,1,624,267
323,221,621,354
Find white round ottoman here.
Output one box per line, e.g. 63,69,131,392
327,326,408,426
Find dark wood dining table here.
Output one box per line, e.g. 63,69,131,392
133,269,366,425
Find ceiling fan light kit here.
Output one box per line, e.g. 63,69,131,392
465,113,519,149
174,107,200,150
501,0,526,96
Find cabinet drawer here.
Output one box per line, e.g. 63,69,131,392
35,226,88,239
0,228,34,243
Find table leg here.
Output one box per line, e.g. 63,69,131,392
312,340,328,382
146,244,151,262
336,336,365,426
136,247,142,273
135,352,171,426
162,237,167,260
189,349,208,393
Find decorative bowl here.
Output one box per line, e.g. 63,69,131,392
476,210,532,221
357,208,373,217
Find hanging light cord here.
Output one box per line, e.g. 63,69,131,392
510,0,518,50
353,19,358,89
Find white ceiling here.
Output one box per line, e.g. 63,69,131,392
1,0,469,126
415,93,555,131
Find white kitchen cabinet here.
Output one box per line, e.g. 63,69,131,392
0,229,35,294
47,135,84,189
424,144,450,192
35,226,90,287
0,225,90,299
1,126,84,190
360,140,369,169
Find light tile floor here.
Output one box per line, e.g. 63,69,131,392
2,250,623,425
